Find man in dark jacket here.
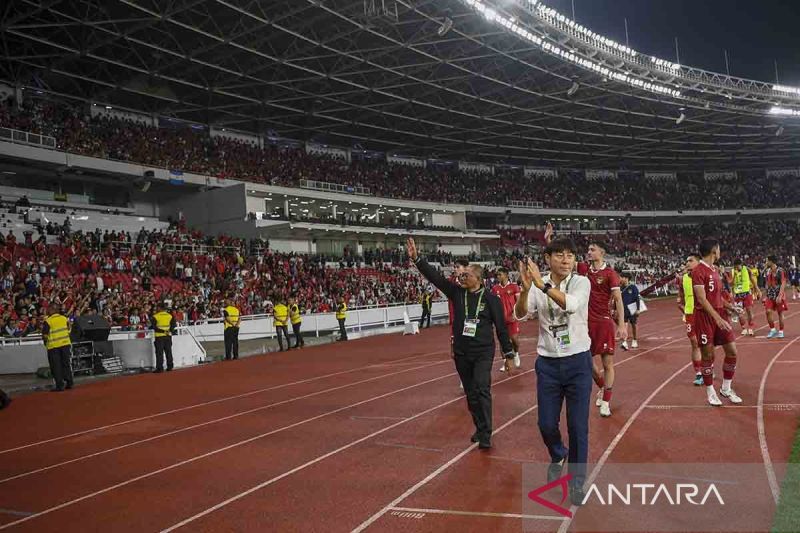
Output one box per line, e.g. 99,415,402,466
407,237,514,449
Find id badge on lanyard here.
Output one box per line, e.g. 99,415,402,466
547,276,572,350
462,289,484,338
462,319,478,337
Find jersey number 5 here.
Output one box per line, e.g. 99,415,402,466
708,279,715,292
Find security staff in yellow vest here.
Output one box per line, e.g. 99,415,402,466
733,259,761,336
419,290,433,329
273,298,291,351
223,299,241,360
677,254,703,386
151,302,177,373
336,296,348,341
288,296,304,348
42,303,73,391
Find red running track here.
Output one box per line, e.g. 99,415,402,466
0,300,797,533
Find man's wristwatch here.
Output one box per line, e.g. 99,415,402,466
540,282,553,294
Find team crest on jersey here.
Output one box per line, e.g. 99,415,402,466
596,277,604,285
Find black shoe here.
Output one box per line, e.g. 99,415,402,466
478,436,492,449
570,484,586,506
51,385,64,392
470,431,480,443
153,369,163,374
547,457,566,483
65,382,74,390
166,367,173,372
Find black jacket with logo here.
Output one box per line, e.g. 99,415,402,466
415,258,513,357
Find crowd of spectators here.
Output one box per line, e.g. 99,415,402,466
0,222,434,337
497,220,800,285
4,98,800,211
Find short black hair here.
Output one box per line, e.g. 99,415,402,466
733,258,742,266
455,258,470,268
588,240,607,252
698,239,720,257
496,267,508,275
620,271,631,279
545,238,578,257
688,253,701,261
767,255,778,264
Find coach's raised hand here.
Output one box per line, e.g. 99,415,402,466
406,237,418,261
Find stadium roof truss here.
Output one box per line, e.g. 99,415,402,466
1,0,798,170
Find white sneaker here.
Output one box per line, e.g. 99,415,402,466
707,389,723,406
748,329,755,336
513,353,521,368
720,388,742,404
599,401,611,417
595,389,603,407
459,381,464,389
498,364,506,372
741,328,748,336
620,340,629,351
631,340,638,348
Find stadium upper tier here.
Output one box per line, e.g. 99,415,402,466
1,0,798,170
2,100,800,212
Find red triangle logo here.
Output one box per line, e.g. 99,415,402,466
527,473,574,518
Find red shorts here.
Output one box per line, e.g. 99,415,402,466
684,314,695,339
734,293,753,308
694,311,735,347
764,298,788,312
506,321,520,336
589,319,615,355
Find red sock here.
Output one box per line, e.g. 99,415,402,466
723,356,737,380
692,360,702,374
748,320,755,328
594,375,605,389
701,360,714,387
602,387,613,402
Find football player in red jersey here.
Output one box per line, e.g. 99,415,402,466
764,255,788,339
493,267,522,371
692,239,743,406
584,242,627,417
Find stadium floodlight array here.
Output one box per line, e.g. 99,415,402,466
773,85,800,96
519,0,680,72
463,0,681,98
769,106,800,117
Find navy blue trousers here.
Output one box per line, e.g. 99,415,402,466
535,350,592,486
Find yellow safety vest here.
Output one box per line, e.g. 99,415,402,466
44,314,71,350
289,304,302,325
273,304,289,327
336,303,347,320
733,266,751,295
224,306,240,329
153,311,173,338
682,273,694,315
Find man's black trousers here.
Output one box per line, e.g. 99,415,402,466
224,327,240,360
291,322,304,348
454,351,494,439
154,336,173,371
419,308,431,328
276,325,291,351
47,346,73,389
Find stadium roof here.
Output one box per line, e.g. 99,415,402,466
2,0,799,170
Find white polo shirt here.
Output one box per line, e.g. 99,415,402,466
514,273,591,358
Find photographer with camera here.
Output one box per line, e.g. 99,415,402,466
406,237,514,449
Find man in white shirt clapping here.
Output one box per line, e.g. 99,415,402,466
514,238,592,506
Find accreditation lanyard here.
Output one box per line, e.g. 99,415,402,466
546,276,572,349
462,289,484,337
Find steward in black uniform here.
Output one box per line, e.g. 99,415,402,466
407,238,514,449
